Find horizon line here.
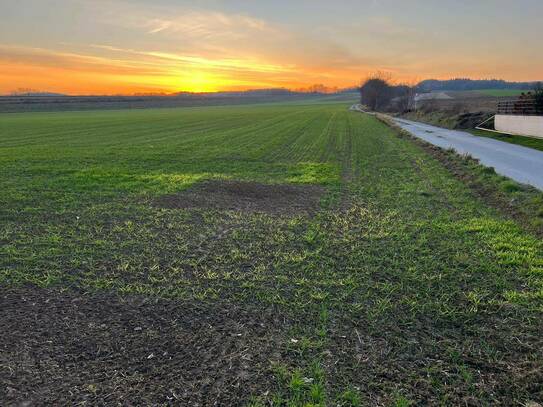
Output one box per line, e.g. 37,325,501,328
3,78,543,98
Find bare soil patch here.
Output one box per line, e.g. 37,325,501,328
0,286,291,406
153,180,325,215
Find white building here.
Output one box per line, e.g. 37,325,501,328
495,97,543,139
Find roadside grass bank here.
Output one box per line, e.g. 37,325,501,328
401,110,493,130
469,128,543,153
1,104,542,405
377,113,543,236
402,110,461,129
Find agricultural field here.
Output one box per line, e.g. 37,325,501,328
0,92,359,113
1,102,542,405
476,89,531,97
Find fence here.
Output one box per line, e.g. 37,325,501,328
497,97,542,116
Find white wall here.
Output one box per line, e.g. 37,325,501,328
495,115,543,139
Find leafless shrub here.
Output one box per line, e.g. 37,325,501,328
359,72,392,111
359,72,415,113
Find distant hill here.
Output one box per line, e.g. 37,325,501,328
417,79,540,92
337,87,360,94
172,89,304,98
6,87,357,98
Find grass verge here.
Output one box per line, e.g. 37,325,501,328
377,113,543,236
469,128,543,152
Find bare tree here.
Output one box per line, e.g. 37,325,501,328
359,72,393,111
359,72,416,113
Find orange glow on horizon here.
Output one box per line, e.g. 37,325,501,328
0,62,360,95
0,45,367,95
0,44,539,96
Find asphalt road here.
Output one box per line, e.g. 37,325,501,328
393,118,543,191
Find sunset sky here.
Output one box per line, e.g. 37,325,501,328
1,0,542,95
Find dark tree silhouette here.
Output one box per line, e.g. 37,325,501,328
360,73,393,111
359,73,415,112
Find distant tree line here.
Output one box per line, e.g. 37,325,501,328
417,78,538,92
8,88,66,97
360,75,543,114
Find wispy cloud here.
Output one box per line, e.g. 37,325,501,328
97,2,363,71
0,44,158,74
147,20,172,34
90,44,295,74
143,11,270,38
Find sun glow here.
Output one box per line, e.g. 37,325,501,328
176,72,220,93
0,45,308,95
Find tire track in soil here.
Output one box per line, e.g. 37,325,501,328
293,112,356,404
339,113,354,209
